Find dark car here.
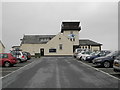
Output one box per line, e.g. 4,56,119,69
23,52,31,60
92,51,120,68
113,55,120,72
0,53,17,67
86,50,111,63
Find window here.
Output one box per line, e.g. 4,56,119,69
73,38,75,41
49,49,56,53
59,44,62,50
39,38,44,41
70,31,73,34
70,38,72,41
0,54,8,58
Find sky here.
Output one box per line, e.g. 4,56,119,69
1,1,118,52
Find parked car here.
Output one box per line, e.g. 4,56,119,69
93,51,120,68
85,50,111,63
73,48,83,58
113,55,120,72
23,52,31,60
10,50,27,63
81,51,93,60
0,53,17,67
76,51,85,60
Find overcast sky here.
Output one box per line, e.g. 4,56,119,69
2,1,118,52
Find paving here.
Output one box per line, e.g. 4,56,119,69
1,57,120,89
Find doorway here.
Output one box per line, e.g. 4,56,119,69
40,48,44,56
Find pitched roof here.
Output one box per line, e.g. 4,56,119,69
0,40,5,48
61,22,81,33
79,39,102,46
21,35,56,44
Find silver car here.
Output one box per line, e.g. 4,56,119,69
113,55,120,72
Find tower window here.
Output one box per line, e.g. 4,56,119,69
70,31,73,34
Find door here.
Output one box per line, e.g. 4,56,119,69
40,48,44,56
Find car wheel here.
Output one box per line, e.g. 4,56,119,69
78,57,82,60
4,62,11,67
103,61,111,68
17,59,22,63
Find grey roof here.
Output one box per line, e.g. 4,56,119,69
79,39,102,46
12,46,20,48
61,22,81,33
21,35,56,44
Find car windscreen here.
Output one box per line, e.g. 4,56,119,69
10,51,21,56
106,51,118,57
85,51,92,55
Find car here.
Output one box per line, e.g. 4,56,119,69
23,52,31,60
81,51,93,60
93,51,120,68
113,55,120,72
85,50,111,63
76,51,85,60
73,48,83,58
10,50,27,63
0,53,18,67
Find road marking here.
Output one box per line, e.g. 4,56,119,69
0,59,40,79
55,59,61,88
0,71,13,72
77,60,120,81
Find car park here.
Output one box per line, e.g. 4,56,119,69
113,55,120,72
0,53,18,67
10,50,27,63
93,51,120,68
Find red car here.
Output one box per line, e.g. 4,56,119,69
0,53,18,67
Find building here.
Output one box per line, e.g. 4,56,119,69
0,40,5,53
79,39,102,51
20,21,102,56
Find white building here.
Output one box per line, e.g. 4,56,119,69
20,22,102,56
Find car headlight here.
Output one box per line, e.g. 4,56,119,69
96,59,102,62
87,56,91,59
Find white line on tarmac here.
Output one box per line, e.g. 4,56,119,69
0,59,40,79
77,60,120,81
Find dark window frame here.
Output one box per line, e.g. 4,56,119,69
49,49,57,53
59,44,63,50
